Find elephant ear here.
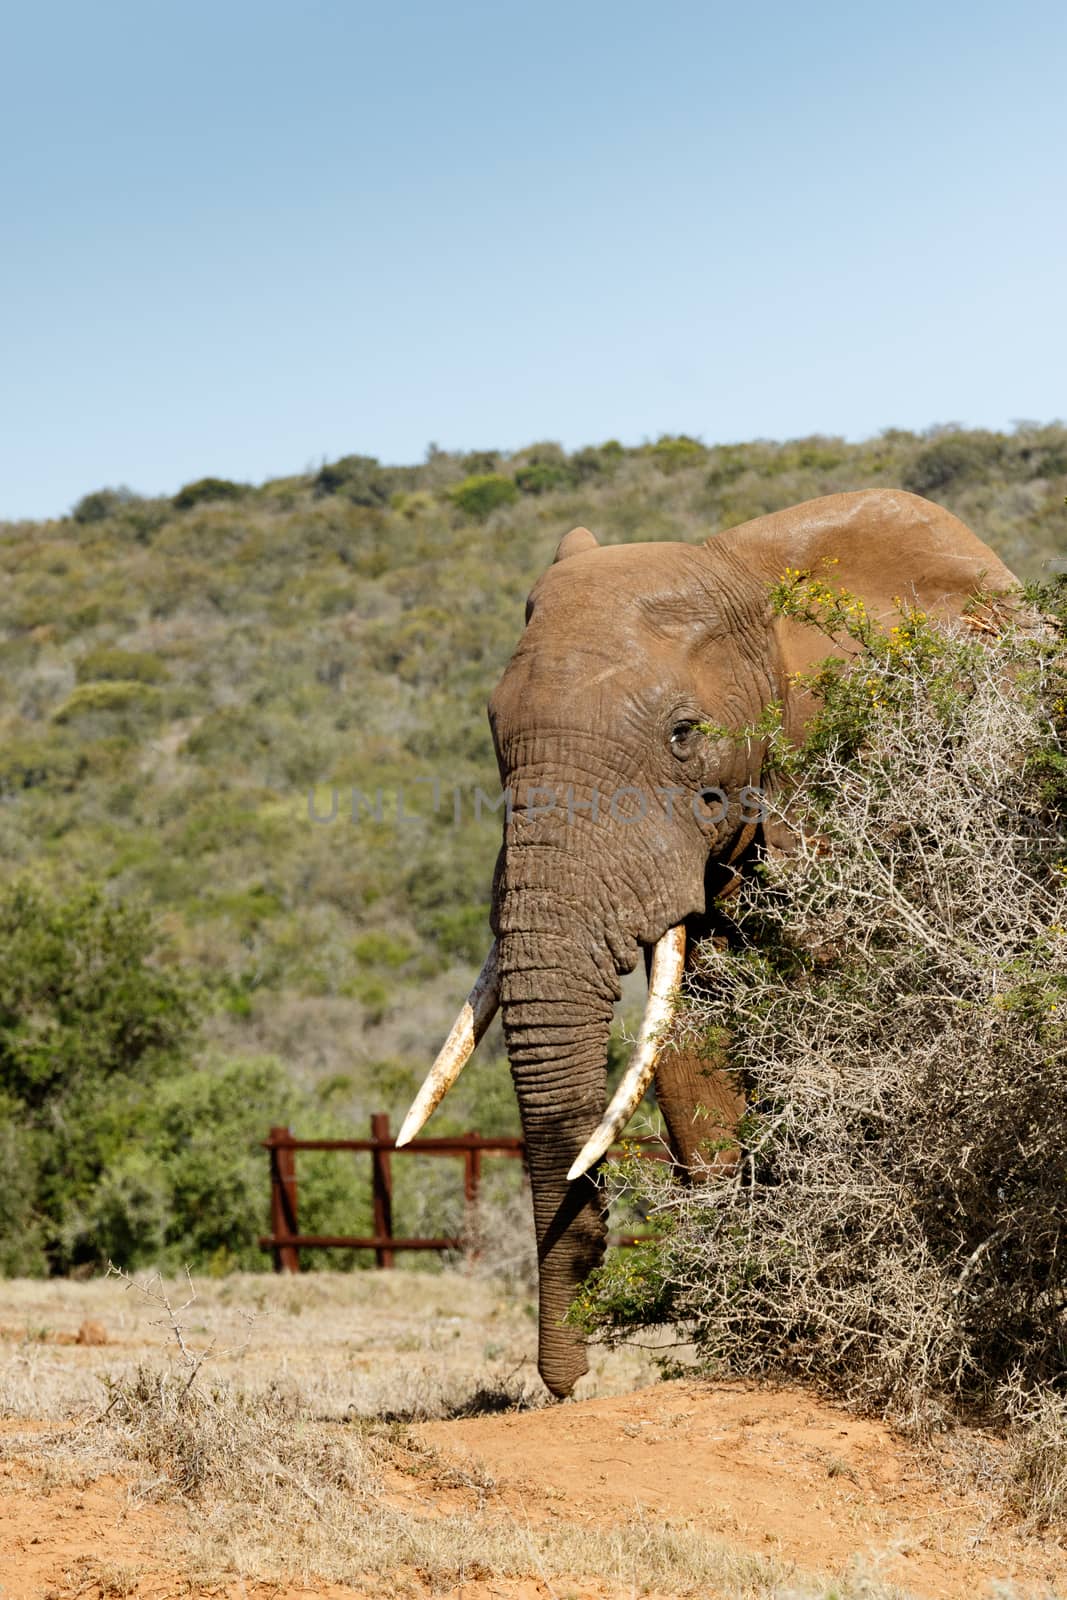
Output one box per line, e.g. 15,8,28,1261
709,489,1022,853
554,526,599,562
711,489,1021,721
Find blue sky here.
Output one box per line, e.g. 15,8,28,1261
2,0,1065,520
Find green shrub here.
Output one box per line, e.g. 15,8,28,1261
0,1099,47,1274
0,881,374,1274
459,450,501,476
0,880,197,1114
184,708,271,769
449,473,518,521
132,1058,292,1268
420,904,489,964
172,477,249,511
903,428,1004,495
512,443,578,497
51,680,164,725
0,881,199,1271
1008,424,1067,480
76,646,171,684
115,498,171,543
364,606,456,685
571,444,622,481
353,930,415,968
72,486,137,524
648,434,706,473
343,971,391,1022
195,883,285,936
390,490,435,520
514,461,577,495
706,443,764,488
314,454,414,505
773,435,849,475
0,732,88,795
66,1054,370,1273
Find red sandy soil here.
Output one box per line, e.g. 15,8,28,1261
2,1380,1064,1600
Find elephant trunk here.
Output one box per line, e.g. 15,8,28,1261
497,924,617,1398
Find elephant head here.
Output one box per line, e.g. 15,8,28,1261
398,489,1019,1397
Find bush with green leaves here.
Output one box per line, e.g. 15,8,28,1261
513,442,578,496
0,882,369,1275
172,476,249,511
50,679,165,730
459,449,501,476
313,453,416,505
0,731,88,795
648,433,706,473
449,472,518,520
572,575,1067,1436
0,882,198,1271
902,427,1004,495
571,441,624,480
514,461,577,495
72,486,138,523
81,1054,372,1273
76,646,171,684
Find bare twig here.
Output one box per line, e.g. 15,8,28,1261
105,1262,257,1400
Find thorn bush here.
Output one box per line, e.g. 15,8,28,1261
573,576,1067,1442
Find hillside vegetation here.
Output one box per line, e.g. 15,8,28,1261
1,425,1064,1270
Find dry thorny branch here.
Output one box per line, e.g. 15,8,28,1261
103,1261,259,1403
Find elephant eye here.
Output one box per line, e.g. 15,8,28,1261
670,720,700,756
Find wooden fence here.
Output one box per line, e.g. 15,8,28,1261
259,1114,666,1272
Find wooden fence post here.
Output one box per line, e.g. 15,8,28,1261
268,1125,300,1274
370,1112,395,1269
464,1138,482,1204
464,1134,483,1263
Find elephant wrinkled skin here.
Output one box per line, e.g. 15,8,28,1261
400,489,1020,1397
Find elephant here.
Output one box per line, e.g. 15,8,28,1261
397,489,1020,1398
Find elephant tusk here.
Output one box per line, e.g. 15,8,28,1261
567,924,686,1182
395,942,501,1147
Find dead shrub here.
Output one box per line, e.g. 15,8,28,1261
100,1363,374,1502
1001,1375,1067,1530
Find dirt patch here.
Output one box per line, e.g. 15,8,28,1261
0,1447,699,1600
416,1380,1065,1600
0,1321,112,1349
0,1459,165,1600
4,1382,1063,1600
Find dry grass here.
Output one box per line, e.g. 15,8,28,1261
1002,1378,1067,1532
0,1268,954,1599
0,1268,587,1423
